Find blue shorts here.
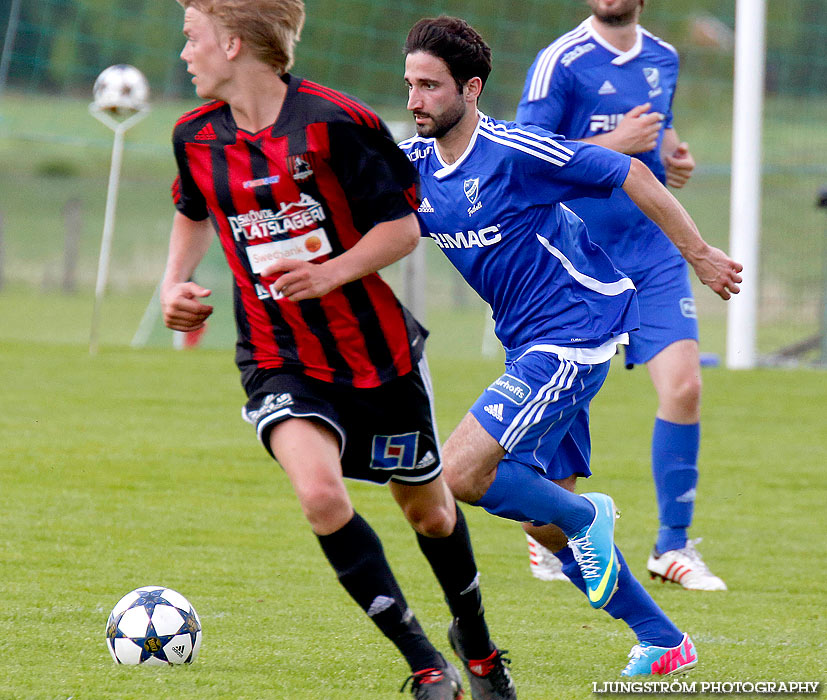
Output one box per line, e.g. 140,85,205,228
470,350,611,481
624,257,699,368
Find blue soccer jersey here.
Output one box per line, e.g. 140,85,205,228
399,114,639,356
517,17,682,273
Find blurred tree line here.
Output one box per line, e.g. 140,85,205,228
2,0,825,111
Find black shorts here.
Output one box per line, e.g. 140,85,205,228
240,358,442,485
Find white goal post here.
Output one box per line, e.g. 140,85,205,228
726,0,767,369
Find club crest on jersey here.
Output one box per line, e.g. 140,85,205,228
643,67,662,98
464,178,483,216
288,154,314,182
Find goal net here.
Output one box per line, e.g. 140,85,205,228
2,0,826,362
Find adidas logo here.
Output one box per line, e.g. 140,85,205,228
598,80,616,95
416,450,436,468
366,595,395,617
470,662,486,677
676,488,697,503
194,123,217,141
171,645,186,658
483,403,504,422
418,197,434,213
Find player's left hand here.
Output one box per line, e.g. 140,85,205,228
690,246,743,300
665,142,695,188
260,258,341,301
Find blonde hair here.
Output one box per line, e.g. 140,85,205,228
178,0,305,73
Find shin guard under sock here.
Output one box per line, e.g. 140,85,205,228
416,503,493,658
475,460,594,535
317,512,441,671
652,419,700,554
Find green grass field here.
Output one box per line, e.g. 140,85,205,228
0,291,825,699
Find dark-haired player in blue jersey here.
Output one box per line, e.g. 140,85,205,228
400,15,741,677
518,0,727,592
161,2,515,698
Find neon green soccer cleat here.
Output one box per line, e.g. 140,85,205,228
568,493,620,609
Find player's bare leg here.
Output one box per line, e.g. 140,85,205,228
390,474,457,538
443,412,619,610
648,339,701,424
269,418,451,685
441,412,505,503
269,418,352,534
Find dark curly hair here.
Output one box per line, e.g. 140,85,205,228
404,16,492,94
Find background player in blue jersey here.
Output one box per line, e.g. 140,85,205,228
400,15,741,677
161,3,515,698
517,0,727,591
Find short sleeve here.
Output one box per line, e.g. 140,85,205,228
556,140,632,192
327,122,420,233
171,131,209,221
516,49,570,133
506,124,631,203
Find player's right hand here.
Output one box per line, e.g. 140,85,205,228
689,246,743,301
614,103,662,154
161,281,213,331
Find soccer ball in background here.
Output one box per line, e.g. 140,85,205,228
105,586,202,665
92,64,149,115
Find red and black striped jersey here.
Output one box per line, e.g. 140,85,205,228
171,74,426,388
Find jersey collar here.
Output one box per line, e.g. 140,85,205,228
223,73,296,140
586,16,643,65
433,111,484,179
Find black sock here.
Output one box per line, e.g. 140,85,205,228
317,512,441,672
416,503,494,659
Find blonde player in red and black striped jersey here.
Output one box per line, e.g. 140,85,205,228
161,2,514,698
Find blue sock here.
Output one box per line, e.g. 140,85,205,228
652,419,700,554
557,545,683,647
474,461,594,537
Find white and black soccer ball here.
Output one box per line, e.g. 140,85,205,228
93,64,149,115
105,586,202,665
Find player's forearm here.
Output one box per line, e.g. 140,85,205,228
622,159,708,263
320,213,420,288
162,212,214,290
579,132,626,153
